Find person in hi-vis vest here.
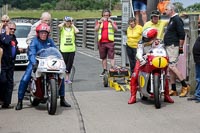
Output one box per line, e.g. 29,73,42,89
58,16,79,84
94,9,118,77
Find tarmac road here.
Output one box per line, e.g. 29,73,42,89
0,47,200,133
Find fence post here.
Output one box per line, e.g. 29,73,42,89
94,19,98,51
82,19,87,48
188,14,199,95
121,0,130,67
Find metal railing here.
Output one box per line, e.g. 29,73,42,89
11,16,200,55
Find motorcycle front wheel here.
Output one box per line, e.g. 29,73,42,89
153,75,161,109
47,78,57,115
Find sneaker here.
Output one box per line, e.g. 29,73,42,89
65,80,72,84
1,104,14,109
187,95,198,101
99,69,107,77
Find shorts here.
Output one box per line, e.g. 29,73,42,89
133,1,147,11
98,42,115,59
165,45,179,66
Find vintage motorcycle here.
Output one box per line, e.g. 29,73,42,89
28,47,66,115
138,43,169,109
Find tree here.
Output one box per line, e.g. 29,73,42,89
173,2,184,12
6,0,120,10
185,3,200,12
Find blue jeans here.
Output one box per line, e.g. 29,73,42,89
18,63,65,100
133,0,147,11
194,63,200,100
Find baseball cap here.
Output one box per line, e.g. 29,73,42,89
64,16,73,22
151,10,160,17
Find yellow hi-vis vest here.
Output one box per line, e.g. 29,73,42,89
60,27,76,52
98,22,114,42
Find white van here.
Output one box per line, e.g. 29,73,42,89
15,22,32,66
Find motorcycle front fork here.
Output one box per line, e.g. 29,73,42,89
150,72,165,93
43,74,59,99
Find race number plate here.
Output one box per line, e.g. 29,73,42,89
47,58,61,70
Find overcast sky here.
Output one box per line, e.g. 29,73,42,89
172,0,200,8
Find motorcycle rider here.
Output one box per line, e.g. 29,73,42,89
15,23,71,110
128,27,174,104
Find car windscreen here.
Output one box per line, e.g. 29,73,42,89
15,25,31,38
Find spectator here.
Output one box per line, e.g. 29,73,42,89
128,28,174,104
94,9,118,76
132,0,147,25
0,15,10,74
188,36,200,102
58,16,79,84
143,10,168,40
126,17,142,75
15,23,71,110
157,0,170,15
0,15,10,33
164,3,190,97
0,21,22,108
26,12,51,46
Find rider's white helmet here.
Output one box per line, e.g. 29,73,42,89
142,28,158,42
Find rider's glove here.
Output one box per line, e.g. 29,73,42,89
140,58,146,66
179,46,183,54
32,64,38,73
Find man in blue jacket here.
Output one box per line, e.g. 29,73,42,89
15,23,71,110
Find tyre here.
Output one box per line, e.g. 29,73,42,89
103,73,108,87
153,74,161,109
30,96,40,106
47,79,57,115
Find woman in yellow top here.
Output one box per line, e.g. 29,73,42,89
126,17,143,75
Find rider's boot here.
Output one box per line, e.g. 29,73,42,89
15,100,23,110
128,61,140,104
164,80,174,103
128,86,137,104
60,96,71,107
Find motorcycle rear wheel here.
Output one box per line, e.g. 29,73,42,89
153,75,161,109
47,79,57,115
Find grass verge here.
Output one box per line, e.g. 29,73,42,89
8,9,122,19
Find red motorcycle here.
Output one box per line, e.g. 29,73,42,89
138,44,169,109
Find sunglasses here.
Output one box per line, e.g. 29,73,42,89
10,28,16,31
1,20,9,23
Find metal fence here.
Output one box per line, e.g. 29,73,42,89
11,16,123,54
11,16,200,56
